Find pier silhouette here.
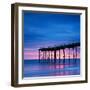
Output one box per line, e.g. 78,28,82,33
38,42,80,64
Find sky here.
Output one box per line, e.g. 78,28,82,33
23,11,80,60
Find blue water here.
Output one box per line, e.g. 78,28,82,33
23,59,80,77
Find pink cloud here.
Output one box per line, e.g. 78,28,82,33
24,51,38,59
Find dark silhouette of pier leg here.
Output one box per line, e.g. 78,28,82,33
72,48,74,65
75,47,77,64
48,51,50,63
39,50,40,63
47,51,50,63
45,51,47,62
63,49,65,65
44,51,46,63
51,51,53,63
49,51,51,63
50,51,52,63
72,47,76,65
54,50,56,63
43,51,44,63
59,50,60,64
46,51,48,63
68,48,70,65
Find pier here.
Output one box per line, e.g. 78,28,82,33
38,42,80,64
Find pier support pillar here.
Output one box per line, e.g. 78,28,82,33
54,50,56,63
59,50,60,63
39,50,40,63
68,48,70,64
63,49,65,64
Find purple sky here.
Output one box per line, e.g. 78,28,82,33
23,11,80,60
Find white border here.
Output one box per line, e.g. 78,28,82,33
18,6,86,84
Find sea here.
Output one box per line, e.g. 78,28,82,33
24,59,80,77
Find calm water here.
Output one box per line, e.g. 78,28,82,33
24,59,80,77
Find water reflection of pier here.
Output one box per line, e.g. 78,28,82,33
38,42,80,64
